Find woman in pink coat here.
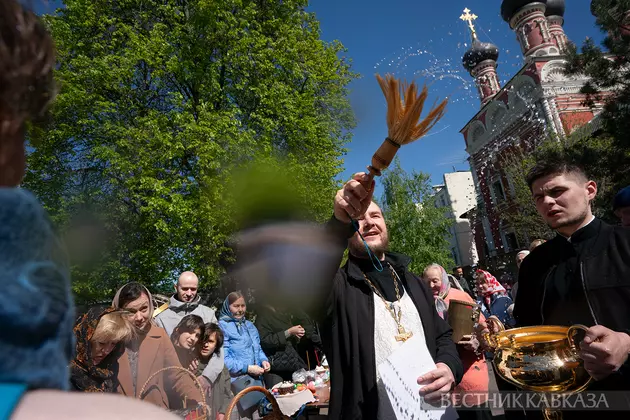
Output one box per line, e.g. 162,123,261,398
422,264,493,420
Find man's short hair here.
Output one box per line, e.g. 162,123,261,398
0,0,56,132
525,157,589,191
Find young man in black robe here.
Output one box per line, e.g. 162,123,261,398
493,158,630,419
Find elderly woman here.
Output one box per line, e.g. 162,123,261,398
475,269,515,328
423,264,492,420
70,307,134,392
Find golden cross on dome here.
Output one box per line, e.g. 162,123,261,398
460,8,479,40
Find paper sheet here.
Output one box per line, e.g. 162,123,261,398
377,335,459,420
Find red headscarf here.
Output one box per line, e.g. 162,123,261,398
476,269,507,307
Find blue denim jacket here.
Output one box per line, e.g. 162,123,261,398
478,293,516,328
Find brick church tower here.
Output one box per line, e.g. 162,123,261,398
459,1,605,265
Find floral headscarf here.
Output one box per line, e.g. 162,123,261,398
69,306,126,392
476,269,507,307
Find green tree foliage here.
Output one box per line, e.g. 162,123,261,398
380,158,454,275
502,149,554,243
24,0,356,304
564,0,630,193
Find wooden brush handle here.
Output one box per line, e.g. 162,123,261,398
368,138,400,177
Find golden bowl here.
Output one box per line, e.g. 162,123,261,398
484,319,592,394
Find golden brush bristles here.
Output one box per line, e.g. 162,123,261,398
376,73,448,145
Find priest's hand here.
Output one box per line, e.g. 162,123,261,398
333,172,375,223
417,362,455,406
579,325,630,380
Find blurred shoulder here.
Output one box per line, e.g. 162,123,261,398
12,390,180,419
0,188,56,246
0,188,47,216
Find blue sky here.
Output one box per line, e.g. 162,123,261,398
307,0,604,188
36,1,604,188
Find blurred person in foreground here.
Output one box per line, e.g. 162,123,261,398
613,185,630,227
316,172,463,420
423,264,492,420
481,158,630,419
0,1,178,418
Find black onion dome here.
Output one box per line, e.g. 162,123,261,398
462,39,499,71
545,0,565,17
501,0,548,22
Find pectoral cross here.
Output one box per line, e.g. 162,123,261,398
460,8,479,41
395,325,413,342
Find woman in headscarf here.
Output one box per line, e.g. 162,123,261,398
70,307,134,392
475,269,515,328
422,264,492,420
218,291,269,420
111,282,202,410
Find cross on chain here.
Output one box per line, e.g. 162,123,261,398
460,8,478,40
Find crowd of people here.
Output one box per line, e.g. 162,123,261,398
2,2,630,420
64,274,326,420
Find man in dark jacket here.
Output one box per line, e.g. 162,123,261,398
511,158,630,418
255,304,322,386
317,172,463,420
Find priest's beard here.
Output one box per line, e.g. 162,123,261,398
348,233,389,260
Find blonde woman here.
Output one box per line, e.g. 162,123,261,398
70,307,134,392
